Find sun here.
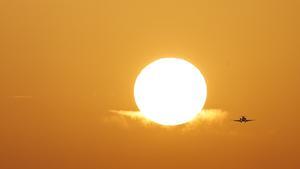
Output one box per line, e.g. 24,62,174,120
134,58,207,126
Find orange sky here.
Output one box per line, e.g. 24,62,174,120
0,0,299,169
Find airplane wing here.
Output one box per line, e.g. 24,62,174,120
245,119,254,122
233,120,241,122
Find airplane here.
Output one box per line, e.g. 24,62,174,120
234,116,254,123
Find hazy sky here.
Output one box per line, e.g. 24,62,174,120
0,0,299,169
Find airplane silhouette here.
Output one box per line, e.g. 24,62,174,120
234,116,254,123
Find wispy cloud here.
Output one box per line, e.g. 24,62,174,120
108,110,153,126
9,95,33,99
108,109,228,130
182,109,228,131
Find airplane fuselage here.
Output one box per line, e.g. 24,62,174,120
234,116,253,123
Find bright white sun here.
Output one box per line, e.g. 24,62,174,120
134,58,207,126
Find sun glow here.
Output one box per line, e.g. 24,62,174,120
134,58,207,126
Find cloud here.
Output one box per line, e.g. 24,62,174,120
182,109,228,131
108,109,228,130
192,109,228,124
9,96,33,99
108,110,153,126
